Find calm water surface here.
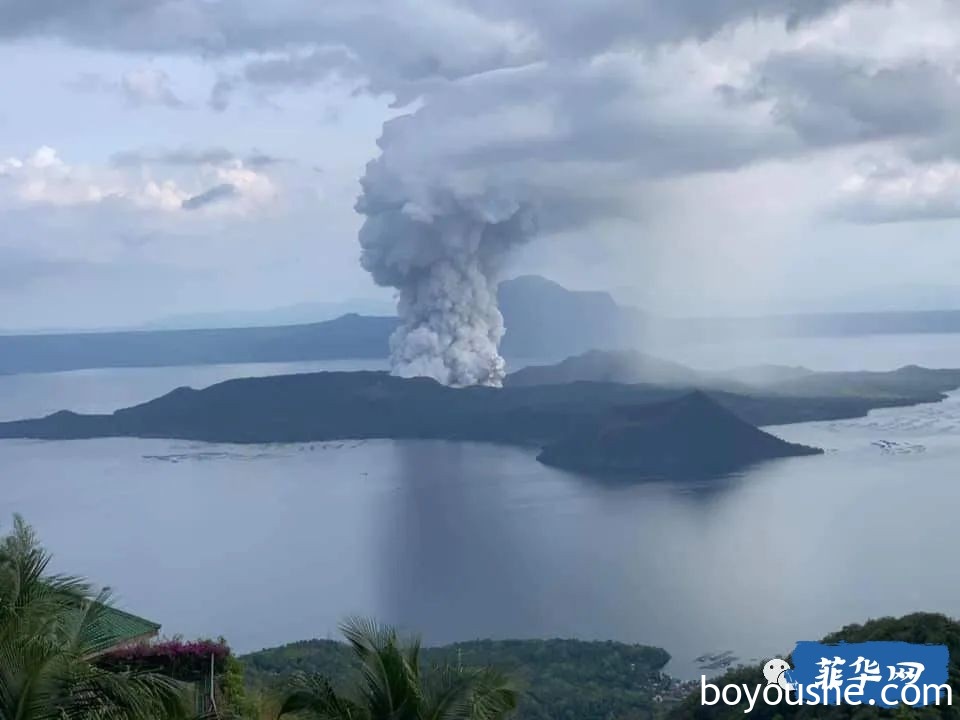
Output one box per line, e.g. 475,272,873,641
1,337,959,677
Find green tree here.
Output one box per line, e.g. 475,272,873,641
277,618,519,720
0,514,186,720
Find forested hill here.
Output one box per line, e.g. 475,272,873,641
668,612,960,719
241,637,676,720
242,613,960,720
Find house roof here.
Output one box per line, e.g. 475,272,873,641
87,605,161,653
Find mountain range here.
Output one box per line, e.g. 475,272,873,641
507,349,960,402
141,298,397,330
0,276,641,375
3,275,960,376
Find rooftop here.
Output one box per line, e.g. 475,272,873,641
83,604,161,656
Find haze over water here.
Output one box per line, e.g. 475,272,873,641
1,333,959,678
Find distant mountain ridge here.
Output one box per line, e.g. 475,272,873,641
142,298,397,330
506,349,701,388
0,276,638,375
657,309,960,341
508,349,960,402
0,314,399,375
498,275,642,358
4,275,960,375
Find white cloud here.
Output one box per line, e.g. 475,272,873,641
1,146,118,206
67,67,185,108
0,146,277,215
120,68,183,107
834,156,960,223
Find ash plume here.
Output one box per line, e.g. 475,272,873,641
357,163,536,387
343,0,866,388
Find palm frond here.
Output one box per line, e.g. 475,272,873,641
58,665,188,720
422,665,519,720
341,617,422,718
277,672,363,720
0,516,189,720
273,619,520,720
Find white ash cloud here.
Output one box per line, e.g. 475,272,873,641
357,169,537,386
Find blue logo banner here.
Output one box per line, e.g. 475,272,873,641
786,641,950,708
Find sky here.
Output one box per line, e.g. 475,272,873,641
2,0,960,330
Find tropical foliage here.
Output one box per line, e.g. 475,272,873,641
668,613,960,719
276,618,519,720
245,634,674,720
99,638,231,682
0,514,186,720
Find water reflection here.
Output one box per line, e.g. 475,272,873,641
377,441,550,640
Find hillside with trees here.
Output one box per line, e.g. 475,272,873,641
243,636,677,720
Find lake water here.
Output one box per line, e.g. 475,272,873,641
1,335,959,678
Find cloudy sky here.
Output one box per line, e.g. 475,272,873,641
2,0,960,330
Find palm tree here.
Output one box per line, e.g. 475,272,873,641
0,514,187,720
278,618,518,720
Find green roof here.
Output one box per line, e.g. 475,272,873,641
86,605,161,653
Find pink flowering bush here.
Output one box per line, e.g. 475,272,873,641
98,638,231,681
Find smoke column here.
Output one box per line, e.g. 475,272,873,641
357,158,536,387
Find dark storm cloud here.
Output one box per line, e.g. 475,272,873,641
181,183,238,210
3,0,929,224
0,1,871,74
2,0,884,168
475,0,878,55
742,51,960,146
232,1,882,106
0,0,529,82
0,0,153,41
0,0,872,50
